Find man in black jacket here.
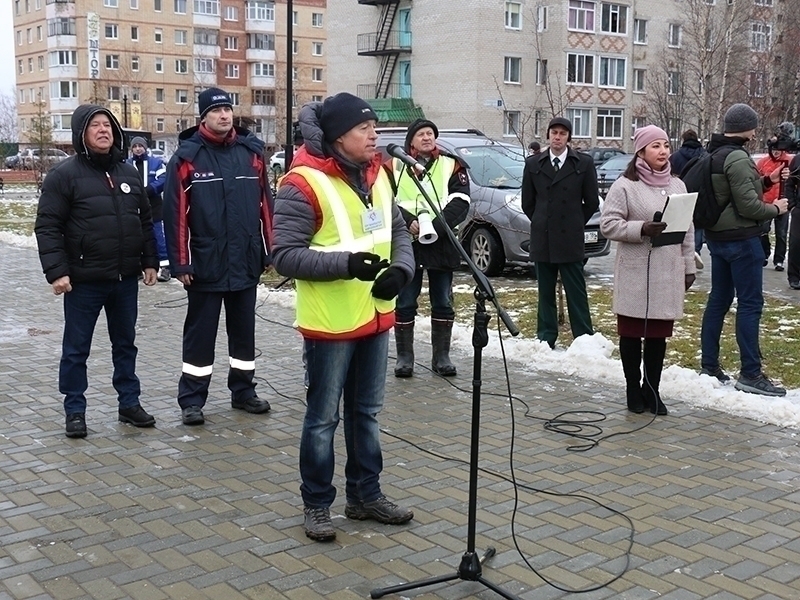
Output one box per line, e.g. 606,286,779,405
163,87,273,426
783,154,800,290
521,117,599,348
35,105,159,438
386,119,470,377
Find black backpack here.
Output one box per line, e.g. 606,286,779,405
680,150,725,229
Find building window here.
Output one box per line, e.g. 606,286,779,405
504,56,521,83
601,4,627,34
599,57,626,87
533,110,542,137
312,67,323,82
155,57,163,72
253,62,274,76
194,28,218,45
104,0,118,6
156,117,165,132
749,71,765,97
107,86,120,100
751,22,771,52
633,68,646,92
154,0,161,10
503,111,521,137
16,30,21,45
312,94,323,102
568,0,595,33
224,5,237,20
312,42,323,56
566,108,592,138
17,60,23,74
292,67,298,81
174,0,185,12
537,5,548,31
49,50,77,65
105,54,119,69
104,23,118,39
668,23,681,48
246,1,274,21
174,30,187,44
175,89,188,104
567,53,594,85
131,26,138,41
155,28,162,43
50,80,78,98
667,71,680,95
131,56,139,71
225,63,239,78
130,0,138,8
194,0,219,15
52,114,72,130
292,40,298,54
194,58,215,73
536,59,547,85
37,26,42,41
38,56,44,71
28,58,33,72
175,59,188,73
224,36,238,50
252,89,276,105
597,109,623,139
312,12,323,27
247,33,275,50
292,11,298,25
229,92,239,105
176,118,188,131
156,88,164,102
754,0,772,5
505,2,521,30
633,19,647,44
27,28,32,44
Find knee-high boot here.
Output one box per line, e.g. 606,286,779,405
643,337,668,415
431,318,457,377
619,336,645,413
394,321,415,378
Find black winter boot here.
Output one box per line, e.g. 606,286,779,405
619,336,645,413
431,318,457,377
643,337,668,415
394,321,415,378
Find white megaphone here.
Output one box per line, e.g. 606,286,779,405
417,210,438,244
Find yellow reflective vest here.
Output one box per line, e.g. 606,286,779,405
289,166,396,337
392,155,456,216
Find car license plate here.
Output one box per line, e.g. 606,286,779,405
584,231,598,243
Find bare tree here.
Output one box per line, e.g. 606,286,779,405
27,98,55,188
0,89,19,144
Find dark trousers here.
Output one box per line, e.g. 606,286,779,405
59,277,141,415
178,286,257,409
535,261,593,347
395,268,454,322
788,206,800,284
760,212,789,265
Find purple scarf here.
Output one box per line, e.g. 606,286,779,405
635,157,672,187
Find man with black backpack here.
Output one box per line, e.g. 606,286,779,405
699,103,789,397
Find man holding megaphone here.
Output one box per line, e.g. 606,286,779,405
386,119,471,377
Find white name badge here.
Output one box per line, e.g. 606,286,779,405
361,206,384,232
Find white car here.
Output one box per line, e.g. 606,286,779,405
269,151,285,171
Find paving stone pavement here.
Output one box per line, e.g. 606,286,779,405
2,242,800,600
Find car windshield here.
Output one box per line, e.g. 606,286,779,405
453,144,525,189
600,155,631,170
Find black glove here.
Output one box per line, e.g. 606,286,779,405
145,184,157,198
685,274,696,291
348,252,389,281
371,266,406,300
641,221,667,238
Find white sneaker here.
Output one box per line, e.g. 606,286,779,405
694,252,704,270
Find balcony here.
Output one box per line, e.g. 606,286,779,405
357,30,412,56
357,83,412,99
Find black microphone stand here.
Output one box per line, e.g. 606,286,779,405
371,161,521,600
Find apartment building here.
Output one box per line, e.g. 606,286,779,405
12,0,326,154
328,0,789,151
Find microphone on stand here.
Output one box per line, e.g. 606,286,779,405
386,143,426,175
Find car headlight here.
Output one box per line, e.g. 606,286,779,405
505,193,523,213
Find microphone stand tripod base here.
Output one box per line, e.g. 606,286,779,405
369,289,520,600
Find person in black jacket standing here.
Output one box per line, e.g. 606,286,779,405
670,129,707,267
35,105,159,438
521,117,599,348
385,119,470,377
163,88,273,426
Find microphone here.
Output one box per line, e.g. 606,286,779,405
386,143,426,174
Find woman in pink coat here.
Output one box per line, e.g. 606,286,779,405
600,126,697,415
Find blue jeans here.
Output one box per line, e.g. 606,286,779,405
694,228,705,254
701,237,765,378
60,277,141,415
300,331,388,508
396,268,454,322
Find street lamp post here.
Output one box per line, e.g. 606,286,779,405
284,0,294,168
122,94,129,128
